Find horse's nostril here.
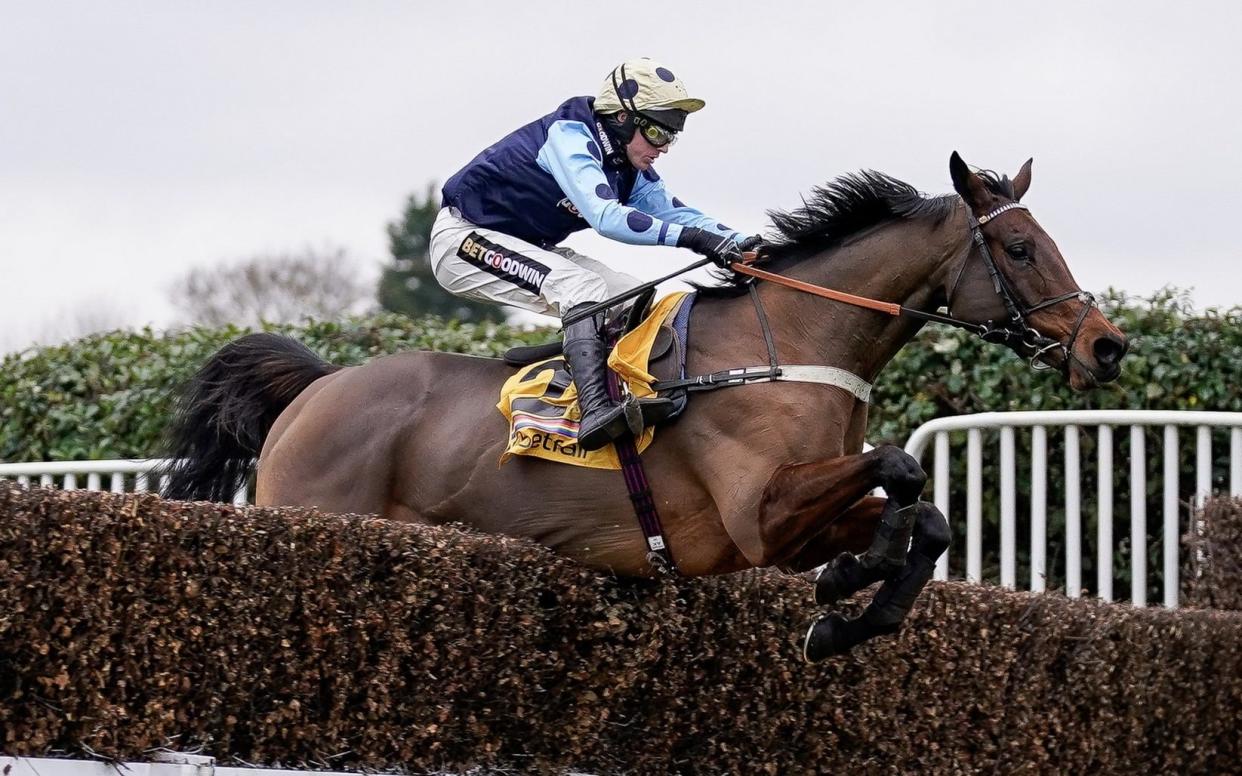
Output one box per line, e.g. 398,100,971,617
1094,335,1127,368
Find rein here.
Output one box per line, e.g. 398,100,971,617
727,261,989,336
729,202,1098,371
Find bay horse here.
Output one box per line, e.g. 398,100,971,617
163,153,1127,661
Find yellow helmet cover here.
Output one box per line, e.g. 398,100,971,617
594,58,706,117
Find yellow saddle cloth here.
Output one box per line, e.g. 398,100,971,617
496,291,688,469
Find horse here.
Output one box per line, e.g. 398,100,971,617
162,153,1127,661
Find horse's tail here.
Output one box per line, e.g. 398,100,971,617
160,333,340,502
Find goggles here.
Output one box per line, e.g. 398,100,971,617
633,113,679,147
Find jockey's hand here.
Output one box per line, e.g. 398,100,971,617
678,227,742,268
738,234,764,253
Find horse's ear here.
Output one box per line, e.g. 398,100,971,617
949,151,989,209
949,151,971,194
1013,157,1034,201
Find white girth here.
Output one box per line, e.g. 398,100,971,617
699,365,873,402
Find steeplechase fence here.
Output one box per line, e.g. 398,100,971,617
5,410,1242,609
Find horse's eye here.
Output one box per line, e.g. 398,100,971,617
1006,243,1033,262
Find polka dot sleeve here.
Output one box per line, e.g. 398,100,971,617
536,120,683,247
629,171,745,244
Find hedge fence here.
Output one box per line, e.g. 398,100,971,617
2,483,1240,774
1184,497,1242,611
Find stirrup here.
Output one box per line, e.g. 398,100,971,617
621,396,644,437
578,403,630,451
637,396,676,427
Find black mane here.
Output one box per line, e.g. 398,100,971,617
695,170,960,296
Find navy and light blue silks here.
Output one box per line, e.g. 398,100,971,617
442,97,742,250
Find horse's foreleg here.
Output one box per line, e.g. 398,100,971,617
777,495,924,607
812,496,922,606
803,502,950,662
754,444,925,569
776,496,886,573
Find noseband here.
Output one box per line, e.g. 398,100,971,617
955,202,1097,371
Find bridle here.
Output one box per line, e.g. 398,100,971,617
731,200,1098,373
954,202,1097,371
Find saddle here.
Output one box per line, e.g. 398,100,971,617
496,290,694,469
503,287,674,366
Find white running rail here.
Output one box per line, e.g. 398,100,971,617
905,410,1242,608
0,458,250,505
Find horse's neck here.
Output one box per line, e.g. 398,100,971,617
751,212,968,381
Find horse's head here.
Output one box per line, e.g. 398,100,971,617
945,152,1127,390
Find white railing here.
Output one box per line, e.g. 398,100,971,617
0,458,250,505
905,410,1242,609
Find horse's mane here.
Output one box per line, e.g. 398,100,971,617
695,170,966,297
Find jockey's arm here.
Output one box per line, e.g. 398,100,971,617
627,173,747,246
536,120,685,247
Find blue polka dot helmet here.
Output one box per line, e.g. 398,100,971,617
594,58,705,131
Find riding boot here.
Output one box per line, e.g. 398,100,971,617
562,306,631,451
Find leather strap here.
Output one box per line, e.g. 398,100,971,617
605,361,676,575
653,365,872,403
732,262,903,316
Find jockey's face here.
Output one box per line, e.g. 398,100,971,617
624,126,669,171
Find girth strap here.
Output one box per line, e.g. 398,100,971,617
604,366,676,575
652,365,872,403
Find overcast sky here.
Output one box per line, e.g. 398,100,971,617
2,1,1240,353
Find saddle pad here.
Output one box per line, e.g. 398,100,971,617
496,291,690,469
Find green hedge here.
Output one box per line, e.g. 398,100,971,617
0,314,549,463
3,289,1235,464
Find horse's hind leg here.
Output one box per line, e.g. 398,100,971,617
803,502,950,662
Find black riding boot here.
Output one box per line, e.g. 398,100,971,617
563,307,630,451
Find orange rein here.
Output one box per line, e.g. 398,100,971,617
730,252,903,317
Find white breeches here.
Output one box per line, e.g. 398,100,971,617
428,207,643,316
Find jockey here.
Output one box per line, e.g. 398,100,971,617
430,58,759,450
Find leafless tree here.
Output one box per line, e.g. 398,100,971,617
15,296,133,351
169,247,374,327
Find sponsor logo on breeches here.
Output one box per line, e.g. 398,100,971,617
458,232,550,295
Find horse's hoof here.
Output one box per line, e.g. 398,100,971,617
803,613,853,663
813,553,858,606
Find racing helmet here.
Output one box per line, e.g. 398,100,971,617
594,58,705,136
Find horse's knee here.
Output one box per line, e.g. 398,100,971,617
914,503,950,558
872,445,927,506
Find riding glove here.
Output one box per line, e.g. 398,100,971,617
738,234,764,252
678,227,743,268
